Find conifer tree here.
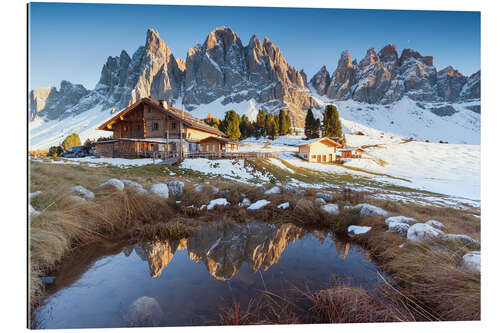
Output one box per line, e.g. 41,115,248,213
256,109,267,136
323,104,343,138
221,110,241,140
278,109,292,135
239,114,253,139
304,109,315,139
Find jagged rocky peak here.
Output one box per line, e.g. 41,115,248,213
438,66,464,78
203,26,242,51
359,47,380,68
460,70,480,102
29,80,89,121
399,48,433,66
378,44,398,63
310,65,331,96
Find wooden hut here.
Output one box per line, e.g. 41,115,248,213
297,137,342,163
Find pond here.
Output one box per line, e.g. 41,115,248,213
34,221,385,328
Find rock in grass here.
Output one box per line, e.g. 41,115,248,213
239,198,251,207
150,184,169,198
315,192,333,201
206,198,230,210
264,186,281,195
71,185,95,199
283,185,295,194
407,223,446,242
194,184,219,194
321,203,339,215
385,216,417,225
69,195,87,203
121,180,147,194
29,204,40,217
248,199,271,210
125,296,164,327
353,203,388,218
462,251,480,273
29,191,42,200
99,178,124,191
315,198,326,205
167,181,184,197
425,220,444,229
447,234,479,245
348,225,372,236
387,222,410,236
277,202,290,209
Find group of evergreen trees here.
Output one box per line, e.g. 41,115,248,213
304,104,343,140
204,108,293,141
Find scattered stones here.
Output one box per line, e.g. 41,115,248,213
69,195,87,203
150,184,169,198
167,181,184,197
321,203,339,215
447,234,479,245
264,186,281,195
354,203,388,218
121,180,147,194
125,296,164,327
387,222,410,236
407,223,445,242
315,198,326,205
315,192,333,201
425,220,444,229
99,178,125,191
277,202,290,209
348,225,372,236
207,198,229,210
70,185,95,200
29,191,42,200
247,199,271,210
385,216,417,225
194,184,219,194
239,198,252,207
462,251,480,273
29,204,40,217
294,198,313,214
282,185,294,194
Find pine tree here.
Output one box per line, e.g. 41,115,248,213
239,115,253,139
256,109,267,136
323,104,343,138
221,110,241,140
304,109,315,139
269,117,279,140
61,133,82,151
313,118,321,138
278,109,291,136
264,114,274,137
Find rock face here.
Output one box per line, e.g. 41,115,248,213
29,81,89,120
183,27,317,123
311,44,480,105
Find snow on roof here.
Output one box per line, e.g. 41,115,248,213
338,147,365,152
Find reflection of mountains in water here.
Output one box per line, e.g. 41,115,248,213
125,222,353,280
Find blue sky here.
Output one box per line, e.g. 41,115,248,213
29,2,480,90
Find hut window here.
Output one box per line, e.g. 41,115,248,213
171,122,176,130
153,122,159,130
136,125,140,131
312,155,316,159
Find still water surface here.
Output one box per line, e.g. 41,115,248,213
35,221,384,328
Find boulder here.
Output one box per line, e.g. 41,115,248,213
29,204,40,217
125,296,163,327
315,198,327,205
70,185,95,200
353,203,388,218
425,220,444,229
277,202,290,209
282,185,295,194
99,178,124,191
462,251,480,273
238,198,251,207
348,225,372,236
387,222,410,236
29,191,42,200
407,223,446,242
121,180,147,194
247,199,271,210
315,192,333,201
206,198,229,210
447,234,479,245
321,203,339,215
150,184,169,198
264,186,281,195
69,195,87,203
167,181,184,197
385,216,417,225
194,184,219,194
